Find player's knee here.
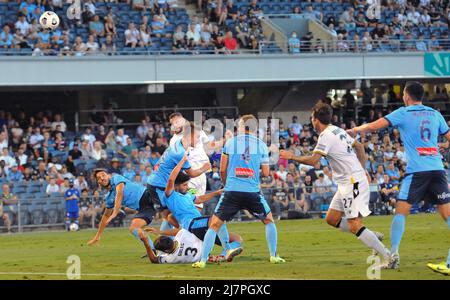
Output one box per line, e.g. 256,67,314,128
347,221,362,235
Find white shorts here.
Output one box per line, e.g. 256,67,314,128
329,175,371,219
188,174,207,209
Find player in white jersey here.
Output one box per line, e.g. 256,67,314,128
280,103,390,265
169,113,211,208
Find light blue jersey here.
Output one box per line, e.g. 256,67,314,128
385,104,449,173
163,191,201,229
105,174,146,210
147,139,191,188
223,134,269,193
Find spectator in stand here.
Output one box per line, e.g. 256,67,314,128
288,116,302,137
85,34,100,54
89,15,105,38
0,184,17,233
0,148,15,172
7,163,23,182
65,179,80,231
379,174,397,214
139,23,152,48
101,34,117,56
122,137,137,157
125,22,139,48
52,114,67,132
304,4,322,22
302,175,314,209
116,128,129,147
288,31,300,54
78,189,94,227
46,177,60,195
108,157,122,174
186,24,201,46
15,12,31,37
122,161,136,181
74,173,89,192
90,141,103,161
213,33,226,54
271,178,290,220
0,24,13,49
104,16,117,38
91,189,104,221
224,31,237,53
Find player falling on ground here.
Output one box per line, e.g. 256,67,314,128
87,170,158,255
193,114,285,269
146,121,211,233
347,81,450,274
144,152,243,263
280,103,390,266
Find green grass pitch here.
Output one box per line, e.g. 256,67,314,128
0,213,448,280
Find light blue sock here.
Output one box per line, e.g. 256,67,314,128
200,228,217,262
265,222,278,257
132,229,155,250
217,224,230,251
220,241,241,256
447,218,450,267
390,214,406,254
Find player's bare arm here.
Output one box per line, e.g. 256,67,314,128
87,208,113,245
195,189,224,204
279,150,322,167
439,130,450,149
347,118,390,137
353,141,367,169
105,183,125,224
167,213,180,228
185,162,212,178
144,226,180,237
165,152,188,197
220,152,229,184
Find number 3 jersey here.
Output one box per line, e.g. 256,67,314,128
385,104,449,174
157,229,202,264
313,125,365,185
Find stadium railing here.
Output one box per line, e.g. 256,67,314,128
75,105,240,132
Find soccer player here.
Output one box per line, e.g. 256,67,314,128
168,113,211,205
65,179,80,231
347,81,450,274
280,103,390,265
87,170,158,255
193,115,285,269
147,121,211,232
146,152,243,262
142,228,243,264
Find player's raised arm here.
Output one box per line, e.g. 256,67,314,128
105,183,125,224
87,208,113,245
219,152,229,185
353,140,367,169
279,150,322,167
185,161,212,178
165,152,188,197
347,118,390,138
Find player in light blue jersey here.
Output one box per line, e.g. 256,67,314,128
146,122,211,233
193,115,285,269
87,170,158,258
142,153,243,264
349,81,450,274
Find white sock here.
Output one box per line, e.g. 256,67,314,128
337,218,350,233
357,227,389,260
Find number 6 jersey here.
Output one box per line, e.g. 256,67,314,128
157,229,203,264
384,104,449,174
313,125,365,185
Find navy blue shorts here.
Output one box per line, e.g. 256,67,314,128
188,216,221,246
398,170,450,205
214,191,271,222
66,211,79,219
147,184,165,211
133,189,157,225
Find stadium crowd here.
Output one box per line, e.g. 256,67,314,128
0,0,269,55
1,95,449,233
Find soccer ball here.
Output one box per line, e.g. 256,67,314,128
39,11,60,31
69,223,79,232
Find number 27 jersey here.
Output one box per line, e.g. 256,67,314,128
385,104,449,174
313,125,365,184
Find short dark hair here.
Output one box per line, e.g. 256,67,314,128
311,102,333,125
175,171,191,185
404,81,424,102
154,236,174,253
169,112,183,120
93,168,107,178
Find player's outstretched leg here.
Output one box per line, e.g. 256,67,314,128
193,215,224,268
427,203,450,275
326,209,389,264
263,213,285,264
129,218,155,252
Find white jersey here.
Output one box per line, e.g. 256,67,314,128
157,229,202,264
313,125,365,184
169,130,210,168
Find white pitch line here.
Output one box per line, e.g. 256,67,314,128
0,272,301,280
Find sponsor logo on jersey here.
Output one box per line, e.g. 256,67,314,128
416,147,439,156
235,168,255,178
